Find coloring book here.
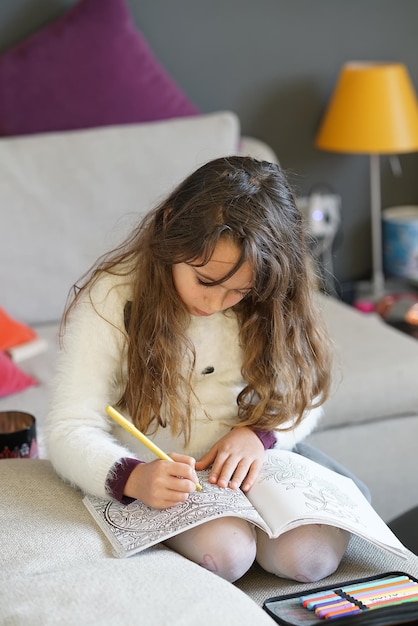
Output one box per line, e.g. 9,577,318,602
83,449,407,559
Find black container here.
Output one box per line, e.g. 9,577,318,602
0,411,38,459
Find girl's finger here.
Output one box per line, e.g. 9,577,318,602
228,459,252,490
241,459,263,492
168,461,198,486
214,455,245,489
195,447,217,470
207,451,230,484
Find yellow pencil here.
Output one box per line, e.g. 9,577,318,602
105,405,203,492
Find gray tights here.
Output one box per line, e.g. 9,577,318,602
165,517,349,583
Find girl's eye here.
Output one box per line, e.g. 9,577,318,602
196,276,251,298
196,278,213,288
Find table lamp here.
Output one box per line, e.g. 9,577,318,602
315,62,418,298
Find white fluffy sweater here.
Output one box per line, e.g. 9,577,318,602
45,272,322,499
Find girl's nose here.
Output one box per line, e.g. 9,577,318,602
207,288,226,313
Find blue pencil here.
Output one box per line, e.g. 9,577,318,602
338,575,411,595
300,576,413,606
354,581,418,601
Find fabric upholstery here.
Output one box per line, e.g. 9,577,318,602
0,459,275,626
0,0,198,137
318,294,418,428
1,459,418,621
0,351,37,397
0,307,36,351
308,413,418,521
0,112,240,324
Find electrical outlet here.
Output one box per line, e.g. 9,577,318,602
297,193,341,238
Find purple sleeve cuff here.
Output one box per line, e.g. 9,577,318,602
106,457,144,504
106,432,275,502
253,429,276,449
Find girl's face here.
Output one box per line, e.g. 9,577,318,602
172,239,254,317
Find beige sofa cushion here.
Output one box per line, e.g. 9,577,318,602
2,458,418,623
0,459,275,626
0,112,241,325
319,294,418,426
308,415,418,521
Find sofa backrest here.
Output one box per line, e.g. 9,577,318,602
0,112,240,324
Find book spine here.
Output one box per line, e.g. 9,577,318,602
7,338,48,362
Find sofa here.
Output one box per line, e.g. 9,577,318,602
1,111,418,624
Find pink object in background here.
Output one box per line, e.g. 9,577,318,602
354,299,376,313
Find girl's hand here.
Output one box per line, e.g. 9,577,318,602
123,452,199,509
195,427,265,493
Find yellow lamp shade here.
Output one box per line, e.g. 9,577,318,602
315,62,418,154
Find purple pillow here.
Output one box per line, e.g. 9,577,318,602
0,0,198,136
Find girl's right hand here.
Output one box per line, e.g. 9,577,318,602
123,453,199,509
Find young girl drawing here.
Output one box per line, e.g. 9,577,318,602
46,156,352,583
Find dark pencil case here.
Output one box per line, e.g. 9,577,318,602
263,571,418,626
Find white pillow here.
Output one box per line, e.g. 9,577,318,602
0,112,240,324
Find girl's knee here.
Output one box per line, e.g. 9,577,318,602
166,517,256,583
284,537,344,582
203,518,257,582
256,525,349,583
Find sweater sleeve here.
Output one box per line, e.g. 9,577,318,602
252,429,276,449
273,405,323,450
45,273,140,499
106,458,144,503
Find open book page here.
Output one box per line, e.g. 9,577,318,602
83,470,269,558
247,449,407,559
83,449,407,559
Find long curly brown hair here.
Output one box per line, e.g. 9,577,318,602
65,156,332,442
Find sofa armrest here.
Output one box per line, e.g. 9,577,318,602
318,293,418,428
1,112,242,325
238,136,279,163
0,459,275,625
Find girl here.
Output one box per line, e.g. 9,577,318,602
46,156,351,583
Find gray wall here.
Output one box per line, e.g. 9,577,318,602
1,0,418,285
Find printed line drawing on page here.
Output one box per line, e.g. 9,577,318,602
259,453,362,525
85,469,266,556
84,450,407,559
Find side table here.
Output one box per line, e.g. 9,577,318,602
388,506,418,555
339,279,418,340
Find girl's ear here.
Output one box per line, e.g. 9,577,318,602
163,207,172,227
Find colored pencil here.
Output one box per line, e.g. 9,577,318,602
300,575,410,607
105,405,203,491
353,582,418,602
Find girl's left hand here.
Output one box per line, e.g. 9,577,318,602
195,427,265,493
